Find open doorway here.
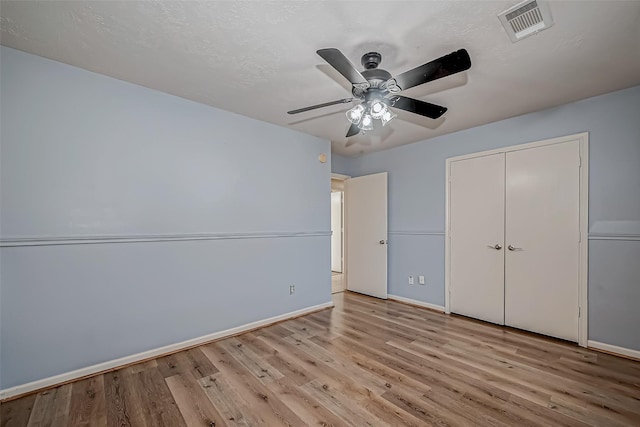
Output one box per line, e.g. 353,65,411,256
331,174,348,293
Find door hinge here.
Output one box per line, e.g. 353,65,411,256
578,156,582,168
578,306,581,318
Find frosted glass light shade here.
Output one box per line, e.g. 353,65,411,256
381,108,397,126
346,104,365,124
358,113,373,131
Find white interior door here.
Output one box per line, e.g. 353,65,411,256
449,153,505,324
345,172,388,299
505,141,580,341
331,191,343,272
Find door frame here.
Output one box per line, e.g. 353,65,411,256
332,173,350,292
444,132,589,347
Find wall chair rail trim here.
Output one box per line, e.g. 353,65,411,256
0,231,332,247
587,233,640,241
388,230,446,236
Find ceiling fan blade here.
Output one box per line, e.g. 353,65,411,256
287,98,354,115
393,49,471,91
345,123,360,138
390,95,448,119
317,48,369,85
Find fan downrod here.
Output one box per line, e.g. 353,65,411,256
361,52,382,70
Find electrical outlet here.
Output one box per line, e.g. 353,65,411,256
408,276,414,285
419,275,425,285
289,285,295,294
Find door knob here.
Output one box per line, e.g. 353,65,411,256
488,244,502,250
508,245,523,251
379,240,387,245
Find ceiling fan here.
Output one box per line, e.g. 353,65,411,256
287,48,471,139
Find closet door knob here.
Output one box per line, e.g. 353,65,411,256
488,244,502,250
508,245,523,251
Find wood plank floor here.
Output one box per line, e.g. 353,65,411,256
2,291,640,426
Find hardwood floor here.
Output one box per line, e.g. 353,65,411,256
2,291,640,426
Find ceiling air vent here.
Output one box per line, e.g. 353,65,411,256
498,0,554,43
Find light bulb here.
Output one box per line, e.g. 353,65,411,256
381,108,397,126
369,100,386,119
346,104,365,124
358,113,373,131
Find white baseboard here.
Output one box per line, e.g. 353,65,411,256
0,301,333,401
588,340,640,360
388,294,445,312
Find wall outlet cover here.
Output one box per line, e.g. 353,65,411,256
408,276,414,285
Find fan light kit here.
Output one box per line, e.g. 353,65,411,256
346,100,397,131
288,47,472,142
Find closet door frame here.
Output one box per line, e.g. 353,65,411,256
445,132,589,347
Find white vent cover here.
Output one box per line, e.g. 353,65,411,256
498,0,554,43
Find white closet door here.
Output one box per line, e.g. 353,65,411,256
505,141,580,341
331,191,343,272
450,154,505,324
345,172,388,299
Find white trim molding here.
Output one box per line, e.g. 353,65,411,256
588,340,640,361
0,230,331,247
0,302,333,401
445,132,589,347
388,231,445,236
578,134,589,347
588,234,640,241
388,294,445,312
331,173,350,180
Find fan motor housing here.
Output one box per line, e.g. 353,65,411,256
352,51,392,98
361,68,392,82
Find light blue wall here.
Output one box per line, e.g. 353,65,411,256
331,153,353,176
589,240,640,350
0,47,332,389
346,85,640,350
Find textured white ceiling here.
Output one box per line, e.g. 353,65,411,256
2,1,639,156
